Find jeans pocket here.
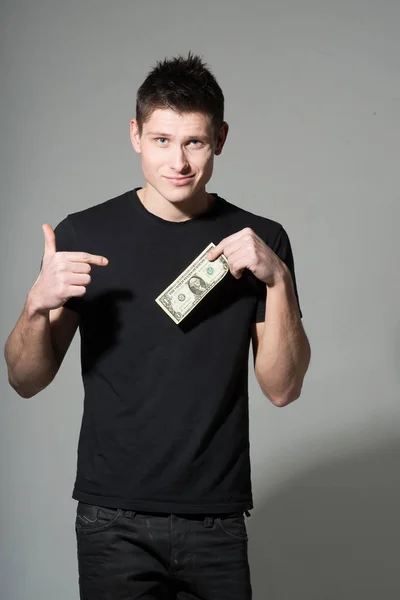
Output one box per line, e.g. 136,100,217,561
215,513,248,541
75,502,123,534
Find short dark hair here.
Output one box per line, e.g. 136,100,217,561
136,52,224,138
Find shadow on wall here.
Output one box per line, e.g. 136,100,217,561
247,433,400,600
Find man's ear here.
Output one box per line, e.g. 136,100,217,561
214,121,229,156
130,119,141,154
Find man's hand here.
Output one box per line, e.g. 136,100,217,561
207,227,287,287
29,224,109,314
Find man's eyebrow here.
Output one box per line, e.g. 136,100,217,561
147,131,171,137
146,131,209,139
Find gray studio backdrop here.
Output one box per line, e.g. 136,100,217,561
1,1,399,599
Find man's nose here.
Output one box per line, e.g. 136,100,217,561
170,147,190,172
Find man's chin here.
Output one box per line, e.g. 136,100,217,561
160,183,199,203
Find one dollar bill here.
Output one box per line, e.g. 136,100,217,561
155,243,229,324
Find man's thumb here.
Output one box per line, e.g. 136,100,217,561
42,224,56,257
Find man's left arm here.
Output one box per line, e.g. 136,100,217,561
207,226,311,407
251,267,311,407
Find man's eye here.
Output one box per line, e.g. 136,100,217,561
189,140,202,147
157,138,168,144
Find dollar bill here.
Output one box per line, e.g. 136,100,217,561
155,243,229,324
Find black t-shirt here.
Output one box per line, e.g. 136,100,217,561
53,188,302,513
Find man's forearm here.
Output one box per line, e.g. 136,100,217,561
4,294,58,397
255,269,311,406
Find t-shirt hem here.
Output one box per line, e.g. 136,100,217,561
72,488,254,514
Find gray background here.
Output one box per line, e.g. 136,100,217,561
1,0,399,598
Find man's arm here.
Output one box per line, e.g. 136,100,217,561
207,226,310,406
251,266,311,407
4,297,79,398
4,221,108,398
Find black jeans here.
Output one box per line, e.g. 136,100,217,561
75,501,252,599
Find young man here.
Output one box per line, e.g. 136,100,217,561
5,53,311,599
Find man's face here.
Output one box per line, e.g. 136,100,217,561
130,108,228,204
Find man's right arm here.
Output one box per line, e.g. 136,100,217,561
4,295,79,398
4,220,108,398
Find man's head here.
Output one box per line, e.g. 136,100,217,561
130,52,228,204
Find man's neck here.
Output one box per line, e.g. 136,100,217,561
137,185,214,223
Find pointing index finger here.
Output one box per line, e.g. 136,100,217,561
68,252,109,265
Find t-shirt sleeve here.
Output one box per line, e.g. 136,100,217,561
38,216,83,314
254,226,303,322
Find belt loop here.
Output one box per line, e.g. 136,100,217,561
124,510,137,519
204,516,214,528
